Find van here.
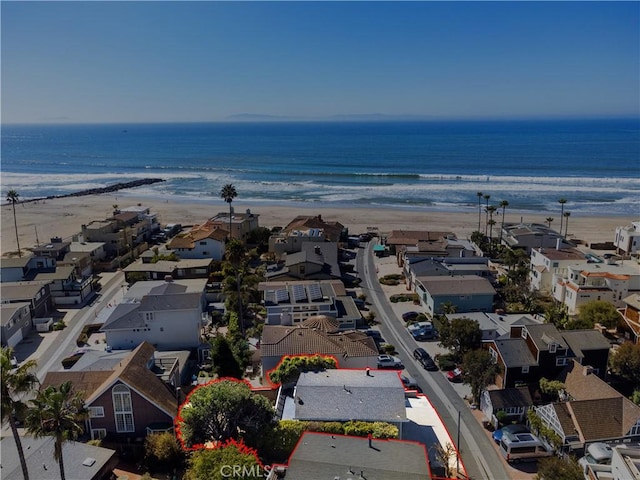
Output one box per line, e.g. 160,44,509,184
578,442,612,474
499,432,553,463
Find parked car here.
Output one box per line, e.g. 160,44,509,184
408,321,438,341
400,373,418,389
447,367,463,382
578,442,613,474
377,354,404,369
402,311,420,322
492,424,530,444
413,348,438,371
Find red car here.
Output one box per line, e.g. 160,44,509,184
447,368,463,382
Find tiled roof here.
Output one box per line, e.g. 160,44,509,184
167,221,227,249
283,215,344,242
523,323,568,351
261,325,378,359
552,402,578,438
558,360,620,401
624,293,640,310
568,397,639,442
300,315,340,333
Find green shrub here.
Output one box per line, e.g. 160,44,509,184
436,353,457,371
53,321,66,331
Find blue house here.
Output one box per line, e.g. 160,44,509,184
415,275,495,315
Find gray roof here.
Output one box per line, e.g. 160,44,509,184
417,275,496,296
0,255,33,268
125,278,207,299
523,323,569,351
562,329,611,358
1,302,30,327
34,265,75,281
294,370,407,423
283,432,430,480
0,281,50,301
493,338,537,368
0,435,116,480
101,292,201,331
488,387,534,409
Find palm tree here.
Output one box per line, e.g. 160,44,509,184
498,200,509,243
488,219,497,243
6,190,22,257
476,192,483,232
485,205,497,240
563,212,571,237
546,217,554,228
25,381,87,480
1,347,39,480
558,198,567,235
483,194,491,235
220,184,238,239
225,239,247,335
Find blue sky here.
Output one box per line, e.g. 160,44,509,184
2,1,638,123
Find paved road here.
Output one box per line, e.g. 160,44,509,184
357,241,510,480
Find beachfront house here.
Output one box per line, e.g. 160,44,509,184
268,432,432,480
0,254,57,282
415,275,496,315
384,230,456,260
500,223,567,254
259,279,361,329
619,293,640,344
614,221,640,256
166,220,227,260
551,258,640,315
40,342,180,441
529,242,587,294
209,208,260,241
261,318,379,382
100,277,207,351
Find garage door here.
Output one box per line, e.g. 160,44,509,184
7,328,23,348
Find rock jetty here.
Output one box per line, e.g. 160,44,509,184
18,178,165,204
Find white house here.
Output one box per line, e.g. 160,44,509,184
529,242,587,294
614,221,640,255
552,259,640,315
100,278,207,350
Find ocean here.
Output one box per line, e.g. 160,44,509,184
1,118,639,216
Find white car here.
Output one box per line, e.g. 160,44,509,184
377,354,403,369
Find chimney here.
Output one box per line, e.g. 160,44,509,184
314,245,321,255
164,275,174,282
583,365,595,376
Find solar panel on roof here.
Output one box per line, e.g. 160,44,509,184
292,284,307,302
275,289,290,303
308,283,323,301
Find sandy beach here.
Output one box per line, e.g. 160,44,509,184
1,193,635,257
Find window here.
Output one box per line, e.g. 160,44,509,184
521,329,528,340
91,429,107,440
549,343,557,353
112,384,135,433
199,241,207,245
556,357,568,367
89,406,104,418
522,366,530,374
145,312,154,322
